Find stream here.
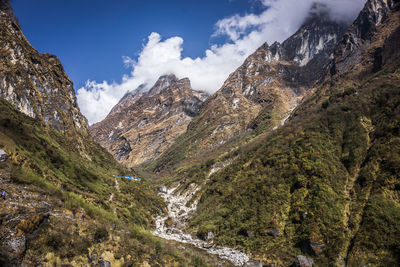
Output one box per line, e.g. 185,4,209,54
153,185,251,266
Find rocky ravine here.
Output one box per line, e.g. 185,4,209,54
90,74,208,167
153,185,253,266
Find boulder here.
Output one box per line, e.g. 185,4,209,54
292,255,313,267
202,240,214,249
206,231,215,240
244,260,263,267
99,259,111,267
0,234,26,262
158,186,167,194
310,241,325,255
267,228,280,237
0,149,7,162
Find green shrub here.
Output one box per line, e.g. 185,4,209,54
94,227,109,242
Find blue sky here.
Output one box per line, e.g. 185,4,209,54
11,0,366,124
12,0,263,89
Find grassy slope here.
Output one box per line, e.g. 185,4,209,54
141,11,400,265
189,62,400,266
0,97,160,223
144,100,281,177
0,98,228,266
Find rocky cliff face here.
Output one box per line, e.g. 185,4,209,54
156,5,349,161
90,75,208,167
154,0,400,265
332,0,399,75
0,1,88,135
0,3,226,265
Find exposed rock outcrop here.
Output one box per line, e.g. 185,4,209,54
0,0,94,160
0,149,6,162
0,181,52,266
0,1,89,137
331,0,399,75
151,5,349,163
90,74,208,167
292,255,313,267
0,0,17,25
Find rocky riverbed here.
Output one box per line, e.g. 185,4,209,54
153,185,251,266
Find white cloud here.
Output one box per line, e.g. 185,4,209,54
77,0,366,125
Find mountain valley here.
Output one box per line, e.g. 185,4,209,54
1,0,400,266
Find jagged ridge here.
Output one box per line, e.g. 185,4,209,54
147,0,400,265
148,6,349,171
90,74,208,167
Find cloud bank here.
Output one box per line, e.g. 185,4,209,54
77,0,366,125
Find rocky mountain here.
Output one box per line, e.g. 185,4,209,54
2,0,399,265
148,4,349,171
90,74,208,167
0,0,89,152
0,2,229,266
149,0,400,266
0,96,226,266
108,83,147,116
332,0,399,75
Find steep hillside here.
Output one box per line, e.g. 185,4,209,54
0,2,89,156
0,1,228,266
331,0,399,75
91,74,208,167
147,0,400,266
0,97,229,266
147,5,349,173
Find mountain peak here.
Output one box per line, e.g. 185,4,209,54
331,0,399,75
122,83,147,100
308,2,330,19
0,0,18,25
281,8,349,67
175,77,191,88
159,73,178,80
168,6,349,154
90,73,208,167
149,74,179,95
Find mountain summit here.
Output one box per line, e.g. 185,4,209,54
90,74,208,167
147,0,400,265
2,0,400,265
149,7,349,168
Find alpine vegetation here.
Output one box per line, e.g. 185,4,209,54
1,0,400,266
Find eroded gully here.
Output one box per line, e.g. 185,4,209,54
153,184,251,266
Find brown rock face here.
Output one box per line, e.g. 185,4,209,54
90,75,208,167
331,0,399,75
0,1,88,135
166,6,349,155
